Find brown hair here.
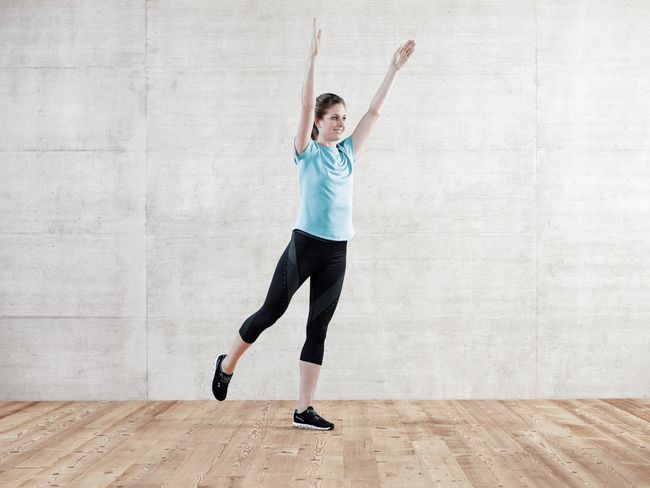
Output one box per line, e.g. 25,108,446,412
311,93,346,141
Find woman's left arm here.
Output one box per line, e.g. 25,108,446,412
352,40,416,155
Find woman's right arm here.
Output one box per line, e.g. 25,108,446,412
295,18,320,156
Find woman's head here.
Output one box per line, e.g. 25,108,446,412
312,93,347,142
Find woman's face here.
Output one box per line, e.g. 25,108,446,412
316,103,347,141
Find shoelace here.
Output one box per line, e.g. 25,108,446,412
306,410,322,421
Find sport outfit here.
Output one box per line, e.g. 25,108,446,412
214,135,356,430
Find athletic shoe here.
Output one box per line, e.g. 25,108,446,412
292,406,335,430
212,354,233,401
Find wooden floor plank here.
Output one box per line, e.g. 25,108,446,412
368,400,430,487
0,402,39,421
168,401,275,486
0,401,114,471
0,467,42,487
66,400,215,487
0,401,75,437
198,400,276,485
14,401,176,488
76,400,217,488
0,399,646,487
237,401,299,487
509,400,639,488
282,400,343,485
603,399,650,425
398,400,473,487
16,401,147,470
343,400,382,484
108,400,229,486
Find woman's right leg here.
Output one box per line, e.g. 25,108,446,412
224,231,309,373
221,332,250,374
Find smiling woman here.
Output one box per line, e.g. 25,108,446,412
309,93,347,144
212,16,416,432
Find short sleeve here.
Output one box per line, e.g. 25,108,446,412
293,138,317,165
338,135,355,162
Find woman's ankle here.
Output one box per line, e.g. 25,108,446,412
222,357,235,374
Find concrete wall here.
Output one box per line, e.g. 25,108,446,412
1,1,648,401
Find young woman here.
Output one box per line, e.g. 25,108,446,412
212,18,415,430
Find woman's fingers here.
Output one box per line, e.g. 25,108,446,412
313,18,321,39
394,40,416,64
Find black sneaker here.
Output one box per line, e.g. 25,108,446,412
292,406,334,430
212,354,233,401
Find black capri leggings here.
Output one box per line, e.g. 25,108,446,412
238,228,347,365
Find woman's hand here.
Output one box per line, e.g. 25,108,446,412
391,40,416,70
309,17,321,58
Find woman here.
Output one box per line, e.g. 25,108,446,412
212,18,415,430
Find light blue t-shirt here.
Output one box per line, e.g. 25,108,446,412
292,135,355,241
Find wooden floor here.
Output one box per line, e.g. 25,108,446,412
0,399,648,487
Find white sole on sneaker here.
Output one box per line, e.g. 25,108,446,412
292,421,332,430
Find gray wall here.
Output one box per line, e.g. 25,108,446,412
1,1,649,401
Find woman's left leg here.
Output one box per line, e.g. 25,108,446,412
298,245,347,412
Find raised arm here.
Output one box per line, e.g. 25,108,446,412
295,18,321,157
352,39,416,155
